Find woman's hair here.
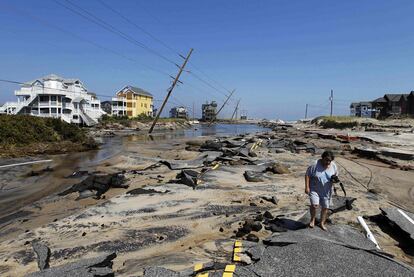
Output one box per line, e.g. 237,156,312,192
321,150,335,160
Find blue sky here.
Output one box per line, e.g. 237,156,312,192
1,0,414,120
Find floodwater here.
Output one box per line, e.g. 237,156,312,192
0,123,267,217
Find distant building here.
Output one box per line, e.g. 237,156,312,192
407,92,414,115
202,101,217,121
169,106,188,119
383,94,408,116
350,102,374,118
350,102,359,117
350,92,414,118
0,74,104,126
112,86,153,118
101,101,112,114
371,97,388,118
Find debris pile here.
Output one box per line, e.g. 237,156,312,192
25,243,116,277
58,173,128,199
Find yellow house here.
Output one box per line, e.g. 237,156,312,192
112,86,153,117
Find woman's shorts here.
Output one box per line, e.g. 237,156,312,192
309,191,331,208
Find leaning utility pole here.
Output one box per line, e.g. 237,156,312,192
149,48,193,133
330,89,333,116
305,104,308,119
208,89,235,126
192,102,195,120
231,99,241,121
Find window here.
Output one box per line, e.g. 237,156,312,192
73,115,78,119
51,95,57,101
144,103,147,108
39,95,49,102
40,108,49,114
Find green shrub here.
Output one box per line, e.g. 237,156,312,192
0,114,88,145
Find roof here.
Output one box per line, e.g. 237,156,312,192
384,94,409,102
43,74,64,81
63,78,83,85
350,102,360,107
120,86,153,97
372,97,387,103
23,74,85,87
72,97,84,103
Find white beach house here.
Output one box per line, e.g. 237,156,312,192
0,74,105,126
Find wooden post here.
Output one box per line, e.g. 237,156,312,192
305,104,308,119
148,48,193,133
231,99,241,121
330,89,333,116
208,89,235,126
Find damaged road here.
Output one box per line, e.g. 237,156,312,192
144,225,414,277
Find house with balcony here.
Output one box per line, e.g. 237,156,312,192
0,74,105,125
201,101,217,121
111,86,153,118
169,106,188,119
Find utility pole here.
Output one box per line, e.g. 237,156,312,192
149,48,193,133
330,89,333,117
305,103,308,119
192,102,195,120
231,99,241,121
208,89,235,126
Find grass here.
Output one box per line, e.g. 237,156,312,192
0,115,97,152
313,116,359,129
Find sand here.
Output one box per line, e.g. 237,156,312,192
0,125,413,276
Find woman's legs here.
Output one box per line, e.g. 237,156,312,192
309,191,320,228
320,208,329,230
309,204,318,227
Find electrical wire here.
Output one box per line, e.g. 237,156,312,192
94,0,235,102
54,0,179,67
96,0,184,58
59,0,236,107
0,3,172,78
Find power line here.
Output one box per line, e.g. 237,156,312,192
54,0,179,67
188,62,233,94
96,0,184,58
59,0,236,106
188,71,230,98
0,78,124,100
94,0,235,102
4,1,236,115
180,81,226,103
0,3,171,78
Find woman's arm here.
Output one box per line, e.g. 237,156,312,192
305,175,310,194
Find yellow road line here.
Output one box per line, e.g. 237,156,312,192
233,240,242,262
194,263,203,271
225,264,236,272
